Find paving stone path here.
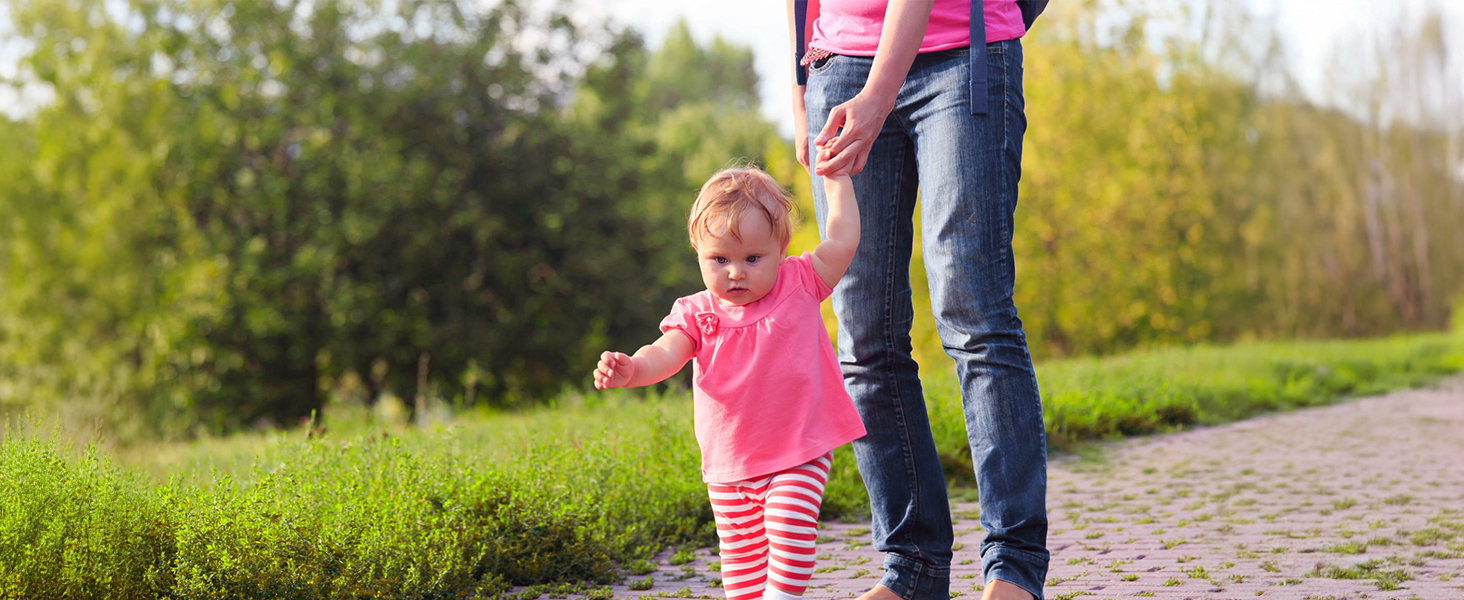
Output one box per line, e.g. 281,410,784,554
616,379,1464,600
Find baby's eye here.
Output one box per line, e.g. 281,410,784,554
714,257,728,264
747,255,760,264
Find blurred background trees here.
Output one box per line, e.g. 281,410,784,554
0,0,1460,439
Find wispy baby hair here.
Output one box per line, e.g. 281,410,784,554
688,165,798,249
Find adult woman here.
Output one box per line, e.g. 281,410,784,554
788,1,1049,599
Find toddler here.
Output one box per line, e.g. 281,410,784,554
593,163,863,600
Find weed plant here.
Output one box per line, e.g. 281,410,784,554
0,432,172,599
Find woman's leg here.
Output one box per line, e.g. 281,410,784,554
807,55,954,600
905,40,1049,599
761,453,832,600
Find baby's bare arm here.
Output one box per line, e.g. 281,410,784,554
625,331,694,387
594,331,694,390
810,174,859,289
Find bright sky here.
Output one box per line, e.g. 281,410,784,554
4,0,1460,132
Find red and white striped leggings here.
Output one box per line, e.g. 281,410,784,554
708,453,831,600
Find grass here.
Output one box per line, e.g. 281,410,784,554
1,330,1461,598
3,392,717,599
1309,559,1413,590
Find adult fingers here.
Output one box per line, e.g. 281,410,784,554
815,136,870,176
814,105,846,148
822,124,862,158
850,147,870,176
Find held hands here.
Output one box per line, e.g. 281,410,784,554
815,136,856,179
813,91,894,177
593,351,635,390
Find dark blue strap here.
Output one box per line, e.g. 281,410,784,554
795,0,809,86
970,0,988,114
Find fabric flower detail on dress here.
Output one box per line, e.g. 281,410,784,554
695,313,720,337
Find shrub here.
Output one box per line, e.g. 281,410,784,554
0,429,173,600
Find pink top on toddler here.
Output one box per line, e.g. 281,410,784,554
660,252,867,483
809,0,1026,56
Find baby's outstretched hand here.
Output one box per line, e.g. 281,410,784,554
593,351,635,389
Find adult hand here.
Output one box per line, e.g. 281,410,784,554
813,90,895,177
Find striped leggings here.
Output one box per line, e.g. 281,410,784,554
708,453,831,600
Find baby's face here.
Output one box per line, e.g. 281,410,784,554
694,212,785,306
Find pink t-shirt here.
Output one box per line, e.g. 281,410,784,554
809,0,1026,56
660,253,867,483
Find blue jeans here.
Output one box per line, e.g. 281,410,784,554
806,39,1049,600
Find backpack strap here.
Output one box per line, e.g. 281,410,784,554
969,0,987,114
795,0,809,86
972,1,1046,114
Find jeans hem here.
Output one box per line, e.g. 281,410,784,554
879,553,951,600
983,546,1049,600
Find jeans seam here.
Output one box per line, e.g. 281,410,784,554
998,43,1013,267
883,136,920,527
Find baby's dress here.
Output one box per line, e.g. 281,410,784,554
660,252,867,483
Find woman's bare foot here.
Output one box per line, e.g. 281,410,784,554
855,584,904,600
856,579,1033,600
981,579,1035,600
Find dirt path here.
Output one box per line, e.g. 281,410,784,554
617,379,1464,600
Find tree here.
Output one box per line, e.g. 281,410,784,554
0,1,796,435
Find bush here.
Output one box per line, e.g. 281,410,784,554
0,429,173,600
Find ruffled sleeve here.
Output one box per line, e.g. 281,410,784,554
789,252,834,302
658,296,702,352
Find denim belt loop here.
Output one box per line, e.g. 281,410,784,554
970,0,988,115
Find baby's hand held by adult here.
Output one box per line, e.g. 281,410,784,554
816,140,856,178
593,351,635,389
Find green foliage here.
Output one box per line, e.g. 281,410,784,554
0,429,173,599
0,391,715,598
920,330,1464,488
898,1,1464,366
1042,332,1459,452
0,1,798,435
158,395,715,598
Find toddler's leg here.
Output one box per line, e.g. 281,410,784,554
762,453,832,600
709,480,771,600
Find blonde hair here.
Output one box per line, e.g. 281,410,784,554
688,166,798,249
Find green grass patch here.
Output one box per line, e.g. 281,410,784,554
1309,559,1413,590
1031,333,1464,450
3,392,719,599
923,331,1463,482
1323,541,1369,554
